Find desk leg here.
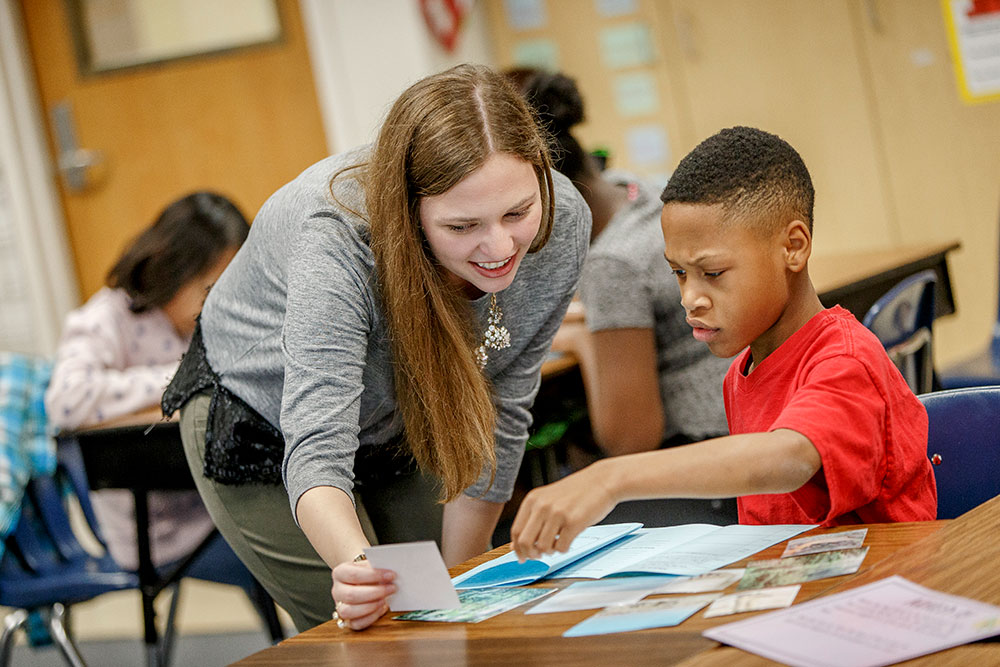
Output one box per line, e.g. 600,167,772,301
132,489,162,667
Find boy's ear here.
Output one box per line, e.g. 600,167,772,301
782,219,811,273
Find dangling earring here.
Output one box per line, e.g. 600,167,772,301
476,293,511,369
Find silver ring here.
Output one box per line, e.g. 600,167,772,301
332,610,348,630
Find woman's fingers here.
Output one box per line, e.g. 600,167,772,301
335,598,388,625
331,561,396,629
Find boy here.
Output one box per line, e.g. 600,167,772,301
511,126,936,561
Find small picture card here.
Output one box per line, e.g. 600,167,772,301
738,547,869,591
653,569,745,594
563,594,721,637
394,587,554,623
781,529,868,558
703,585,801,618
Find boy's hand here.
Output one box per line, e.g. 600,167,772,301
509,463,617,562
331,560,396,631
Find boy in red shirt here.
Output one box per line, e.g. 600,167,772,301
511,126,936,561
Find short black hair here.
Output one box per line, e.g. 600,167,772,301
505,68,593,182
107,191,249,312
660,126,814,235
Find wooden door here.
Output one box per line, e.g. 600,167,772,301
651,0,896,256
18,0,329,300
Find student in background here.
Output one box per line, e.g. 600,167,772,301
45,191,249,572
162,64,590,632
512,70,732,463
510,126,937,561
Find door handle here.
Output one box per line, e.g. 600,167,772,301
51,100,105,192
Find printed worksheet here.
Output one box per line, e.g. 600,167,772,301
552,524,814,579
704,576,1000,667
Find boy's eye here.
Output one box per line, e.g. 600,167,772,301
670,268,686,277
704,270,724,278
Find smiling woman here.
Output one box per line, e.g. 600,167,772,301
160,64,592,633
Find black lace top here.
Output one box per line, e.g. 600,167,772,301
162,324,284,485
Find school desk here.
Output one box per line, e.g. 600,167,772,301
56,418,215,659
680,493,1000,665
811,240,959,320
230,520,948,666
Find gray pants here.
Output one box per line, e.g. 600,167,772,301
179,392,443,631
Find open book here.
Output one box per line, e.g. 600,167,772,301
453,523,814,589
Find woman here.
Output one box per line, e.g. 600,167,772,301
163,64,591,631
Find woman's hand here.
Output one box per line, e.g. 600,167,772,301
330,560,397,631
509,462,618,562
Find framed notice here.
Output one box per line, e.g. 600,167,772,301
942,0,1000,104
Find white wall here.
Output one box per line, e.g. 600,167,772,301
300,0,496,153
0,0,496,355
0,0,78,356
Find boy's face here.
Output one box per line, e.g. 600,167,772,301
660,203,791,359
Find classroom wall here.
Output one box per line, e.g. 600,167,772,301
3,0,998,369
484,0,1000,367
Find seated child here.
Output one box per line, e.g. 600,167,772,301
511,126,937,560
45,191,249,571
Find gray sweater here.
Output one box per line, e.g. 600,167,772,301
580,172,730,442
200,149,591,514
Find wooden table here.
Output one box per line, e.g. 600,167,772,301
232,521,945,666
811,240,959,320
679,494,1000,666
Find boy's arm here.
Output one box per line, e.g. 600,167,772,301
510,429,821,561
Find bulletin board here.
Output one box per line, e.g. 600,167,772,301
942,0,1000,104
484,0,685,184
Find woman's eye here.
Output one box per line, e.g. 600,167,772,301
448,224,472,232
506,208,529,219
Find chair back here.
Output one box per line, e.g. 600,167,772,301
919,386,1000,520
863,269,937,394
1,441,136,609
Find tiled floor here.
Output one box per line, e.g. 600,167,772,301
3,579,294,666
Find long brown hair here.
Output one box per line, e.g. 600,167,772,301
360,64,555,502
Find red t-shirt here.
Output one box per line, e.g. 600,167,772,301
725,306,937,526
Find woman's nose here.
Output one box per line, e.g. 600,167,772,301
480,223,514,258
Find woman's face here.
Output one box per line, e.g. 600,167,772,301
419,152,542,297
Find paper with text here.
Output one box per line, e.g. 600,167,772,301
553,524,814,579
704,576,1000,667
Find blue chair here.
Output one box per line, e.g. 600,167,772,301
862,269,938,395
0,442,139,667
55,435,284,667
918,386,1000,520
939,227,1000,388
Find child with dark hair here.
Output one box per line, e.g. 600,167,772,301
511,126,937,561
45,191,248,571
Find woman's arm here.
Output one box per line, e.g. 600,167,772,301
510,428,821,561
441,494,505,566
296,486,396,631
